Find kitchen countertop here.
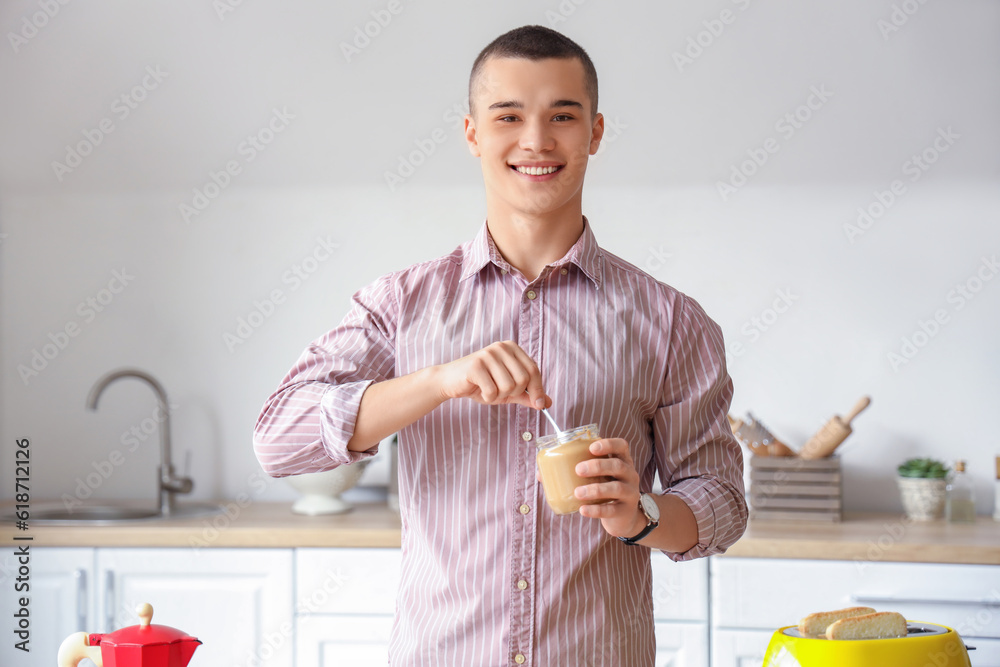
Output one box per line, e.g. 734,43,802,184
2,501,998,564
0,499,402,548
720,512,1000,565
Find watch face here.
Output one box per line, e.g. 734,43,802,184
640,494,660,522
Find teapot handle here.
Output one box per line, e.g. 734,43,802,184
57,631,102,667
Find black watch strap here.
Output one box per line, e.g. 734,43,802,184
617,520,657,546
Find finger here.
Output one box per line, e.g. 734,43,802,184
589,438,634,465
492,349,533,398
578,502,622,519
575,457,636,481
575,480,636,504
465,363,500,404
481,353,521,399
504,343,547,408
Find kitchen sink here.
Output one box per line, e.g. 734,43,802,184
3,502,226,525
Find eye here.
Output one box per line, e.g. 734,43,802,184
497,115,519,123
553,114,575,122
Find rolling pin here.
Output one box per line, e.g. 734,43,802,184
799,396,871,459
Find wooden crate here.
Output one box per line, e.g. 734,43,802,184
749,456,842,522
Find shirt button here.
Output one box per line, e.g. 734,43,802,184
519,504,530,514
526,290,537,300
501,268,508,275
560,267,568,275
521,431,532,442
514,654,526,664
517,579,528,590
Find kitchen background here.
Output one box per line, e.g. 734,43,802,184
1,1,998,514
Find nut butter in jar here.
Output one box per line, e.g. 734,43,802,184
535,423,612,515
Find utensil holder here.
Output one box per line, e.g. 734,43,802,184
750,456,842,522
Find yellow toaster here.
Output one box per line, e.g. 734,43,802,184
762,621,972,666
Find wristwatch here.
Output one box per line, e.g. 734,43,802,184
617,493,660,546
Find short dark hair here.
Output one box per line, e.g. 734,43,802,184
468,25,599,119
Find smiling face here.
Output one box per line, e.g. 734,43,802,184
464,56,604,224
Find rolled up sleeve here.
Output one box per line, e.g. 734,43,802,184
253,274,398,477
653,294,748,561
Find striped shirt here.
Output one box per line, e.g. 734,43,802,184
253,218,747,666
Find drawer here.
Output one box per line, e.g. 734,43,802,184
296,614,393,667
655,622,708,667
712,628,772,667
967,637,1000,667
296,548,401,615
712,558,1000,638
652,556,708,622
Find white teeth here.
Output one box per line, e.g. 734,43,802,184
514,165,560,175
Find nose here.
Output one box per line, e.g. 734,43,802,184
518,117,555,154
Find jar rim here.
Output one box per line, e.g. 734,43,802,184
535,423,599,448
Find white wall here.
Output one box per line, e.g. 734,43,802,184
1,1,998,514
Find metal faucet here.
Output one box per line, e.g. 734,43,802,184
86,368,193,516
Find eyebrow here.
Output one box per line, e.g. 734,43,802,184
487,99,584,112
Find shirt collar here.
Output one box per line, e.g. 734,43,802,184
460,215,604,289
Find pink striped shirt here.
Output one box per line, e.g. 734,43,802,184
254,218,747,666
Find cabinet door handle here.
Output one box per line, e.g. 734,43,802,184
853,595,1000,608
73,569,87,630
104,571,115,631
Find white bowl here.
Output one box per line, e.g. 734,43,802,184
284,460,370,515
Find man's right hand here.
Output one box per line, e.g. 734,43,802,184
432,340,550,411
347,341,550,452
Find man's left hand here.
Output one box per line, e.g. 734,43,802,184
573,438,646,538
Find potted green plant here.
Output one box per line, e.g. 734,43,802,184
897,458,950,520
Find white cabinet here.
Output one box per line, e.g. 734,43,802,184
711,628,772,667
0,547,293,667
711,558,1000,667
295,548,401,667
297,615,394,667
0,547,95,667
652,555,710,667
655,621,709,666
292,549,709,666
98,548,294,667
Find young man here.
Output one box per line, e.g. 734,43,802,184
255,25,747,666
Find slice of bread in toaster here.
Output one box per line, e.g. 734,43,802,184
825,611,908,640
798,607,876,637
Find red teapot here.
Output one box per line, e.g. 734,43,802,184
57,602,202,667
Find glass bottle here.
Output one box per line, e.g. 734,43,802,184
946,460,976,524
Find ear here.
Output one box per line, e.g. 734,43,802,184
588,112,605,156
464,114,481,157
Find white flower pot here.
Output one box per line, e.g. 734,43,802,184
897,476,947,521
